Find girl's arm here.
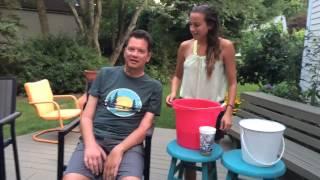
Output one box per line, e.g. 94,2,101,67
221,39,237,130
166,41,187,105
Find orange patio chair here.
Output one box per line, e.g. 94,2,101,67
24,79,81,144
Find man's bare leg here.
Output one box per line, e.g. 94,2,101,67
63,173,90,180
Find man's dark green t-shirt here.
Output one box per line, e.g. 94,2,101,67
89,66,162,149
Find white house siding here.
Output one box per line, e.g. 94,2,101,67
300,0,320,92
0,8,77,40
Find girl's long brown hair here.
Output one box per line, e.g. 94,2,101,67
191,5,221,77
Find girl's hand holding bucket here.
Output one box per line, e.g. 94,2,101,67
166,92,177,107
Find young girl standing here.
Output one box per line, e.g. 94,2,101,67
166,5,237,180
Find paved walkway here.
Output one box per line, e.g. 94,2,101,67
4,128,231,180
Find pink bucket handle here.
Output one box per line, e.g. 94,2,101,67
173,101,223,111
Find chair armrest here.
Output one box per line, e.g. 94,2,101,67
143,125,154,180
57,117,80,180
54,95,80,109
58,117,80,135
146,126,154,138
29,101,62,119
29,101,60,108
0,112,21,126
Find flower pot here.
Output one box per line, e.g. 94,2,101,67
84,70,98,82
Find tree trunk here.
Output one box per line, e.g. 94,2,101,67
92,0,102,55
86,0,94,48
68,0,101,55
116,0,127,43
110,0,147,65
111,29,117,51
36,0,49,38
68,3,85,34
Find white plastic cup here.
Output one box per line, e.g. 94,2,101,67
199,126,216,156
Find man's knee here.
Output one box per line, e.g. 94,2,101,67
63,173,90,180
121,176,141,180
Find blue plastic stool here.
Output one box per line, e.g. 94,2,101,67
166,139,223,180
222,149,286,180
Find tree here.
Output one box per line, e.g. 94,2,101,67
0,0,22,59
36,0,49,37
0,13,20,43
1,0,21,40
111,92,118,107
0,0,22,76
132,0,298,83
2,0,20,8
66,0,102,55
282,0,307,19
109,0,148,65
158,0,287,37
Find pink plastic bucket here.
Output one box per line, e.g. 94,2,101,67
172,99,223,149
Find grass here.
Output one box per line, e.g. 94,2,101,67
4,83,258,137
237,83,260,95
3,98,75,138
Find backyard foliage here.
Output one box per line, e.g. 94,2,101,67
65,0,102,54
300,30,320,105
0,0,313,104
0,35,104,93
238,24,304,87
0,13,20,42
131,0,305,83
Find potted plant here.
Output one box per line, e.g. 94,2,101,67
84,69,98,82
77,70,99,110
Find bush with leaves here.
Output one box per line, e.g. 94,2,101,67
0,34,105,94
300,30,320,106
260,81,305,102
0,13,21,42
238,24,304,87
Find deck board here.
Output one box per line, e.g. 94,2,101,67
4,128,229,180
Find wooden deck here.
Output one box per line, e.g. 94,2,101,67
4,128,230,180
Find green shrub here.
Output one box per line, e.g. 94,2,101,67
238,24,304,87
0,34,105,93
260,81,304,102
145,64,170,84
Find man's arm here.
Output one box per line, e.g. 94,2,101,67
103,111,155,179
81,95,107,175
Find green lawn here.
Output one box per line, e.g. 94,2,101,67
4,83,258,137
3,98,74,138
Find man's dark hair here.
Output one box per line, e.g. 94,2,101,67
125,29,153,52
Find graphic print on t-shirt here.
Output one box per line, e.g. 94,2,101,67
104,88,142,117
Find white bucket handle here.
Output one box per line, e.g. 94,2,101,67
241,132,285,166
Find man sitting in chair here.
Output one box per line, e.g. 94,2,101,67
64,30,162,180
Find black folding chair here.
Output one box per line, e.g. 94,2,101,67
0,76,21,180
57,82,154,180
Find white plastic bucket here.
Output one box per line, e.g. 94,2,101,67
240,119,286,167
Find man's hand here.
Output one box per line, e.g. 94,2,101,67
84,143,107,176
103,145,125,180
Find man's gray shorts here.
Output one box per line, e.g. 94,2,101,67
64,142,144,179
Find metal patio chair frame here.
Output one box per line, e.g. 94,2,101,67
0,76,21,180
24,79,81,144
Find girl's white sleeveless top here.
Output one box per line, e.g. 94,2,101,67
180,40,227,102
